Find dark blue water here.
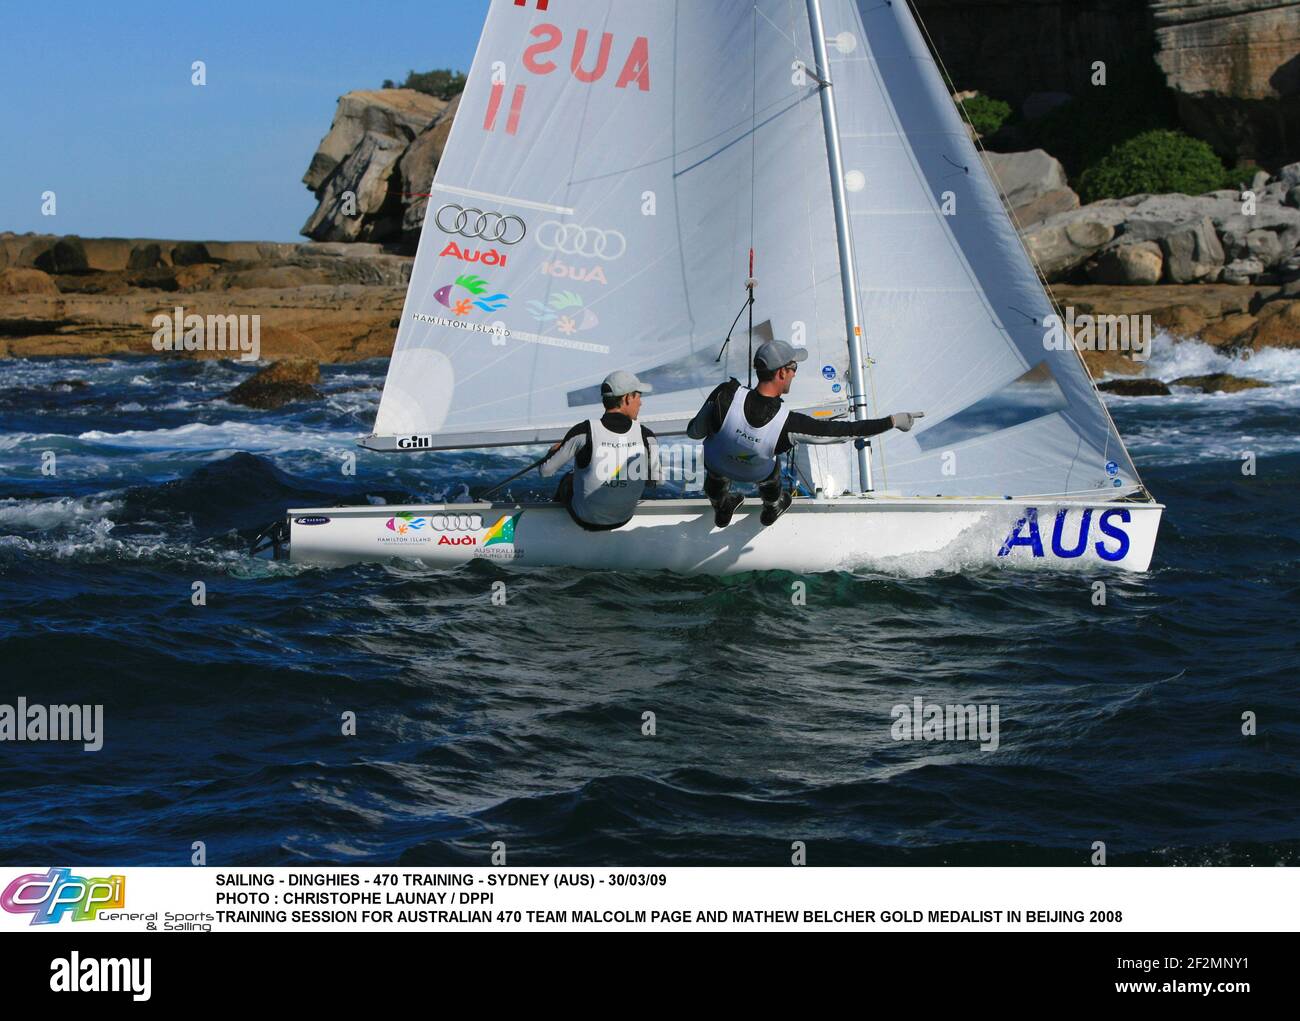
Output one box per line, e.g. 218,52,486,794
1,344,1298,865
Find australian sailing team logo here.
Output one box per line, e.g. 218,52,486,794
481,512,522,548
527,290,598,335
435,274,510,315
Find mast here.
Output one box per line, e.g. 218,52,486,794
806,0,874,493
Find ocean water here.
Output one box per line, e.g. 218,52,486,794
1,338,1297,866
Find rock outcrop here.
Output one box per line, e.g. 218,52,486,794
1171,372,1271,393
0,234,409,362
225,360,322,409
1097,378,1173,396
301,90,446,244
1023,173,1300,284
0,268,59,295
911,0,1299,166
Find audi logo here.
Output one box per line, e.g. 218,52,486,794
537,221,627,261
434,204,527,245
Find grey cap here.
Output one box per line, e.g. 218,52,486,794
753,339,809,373
601,369,653,398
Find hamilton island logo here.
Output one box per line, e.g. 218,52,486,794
386,512,425,535
2,868,126,925
527,290,599,336
435,274,510,315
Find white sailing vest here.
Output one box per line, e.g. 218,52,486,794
703,387,790,483
570,417,648,526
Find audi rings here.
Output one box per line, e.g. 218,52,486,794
537,221,628,260
434,204,528,245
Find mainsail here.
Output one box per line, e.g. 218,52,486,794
371,0,854,450
370,0,1143,501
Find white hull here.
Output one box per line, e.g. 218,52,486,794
285,497,1163,575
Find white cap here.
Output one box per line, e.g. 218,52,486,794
753,339,809,373
601,370,653,398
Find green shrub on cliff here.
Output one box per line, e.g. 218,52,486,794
1077,130,1227,202
958,94,1012,138
382,69,466,100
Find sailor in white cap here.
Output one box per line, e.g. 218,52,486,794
540,370,662,531
688,339,924,527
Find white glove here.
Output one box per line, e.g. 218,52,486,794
891,411,926,432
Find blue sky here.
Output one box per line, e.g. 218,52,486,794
0,1,490,242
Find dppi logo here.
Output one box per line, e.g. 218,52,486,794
1,867,125,925
998,508,1131,562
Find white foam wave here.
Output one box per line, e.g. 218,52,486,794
75,421,358,452
1146,334,1300,386
0,496,123,532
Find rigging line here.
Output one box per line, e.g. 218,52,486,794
749,4,758,387
753,1,799,49
567,92,806,188
902,0,1139,488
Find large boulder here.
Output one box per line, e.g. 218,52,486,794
1097,378,1172,397
1087,241,1164,285
1160,216,1225,283
1244,299,1300,349
982,149,1079,226
32,237,89,274
225,360,322,409
1024,213,1116,279
0,268,59,295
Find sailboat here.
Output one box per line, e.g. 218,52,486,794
283,0,1163,574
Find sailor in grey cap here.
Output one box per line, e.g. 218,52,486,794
540,370,662,531
687,339,924,527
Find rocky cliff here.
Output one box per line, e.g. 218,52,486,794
912,0,1299,165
